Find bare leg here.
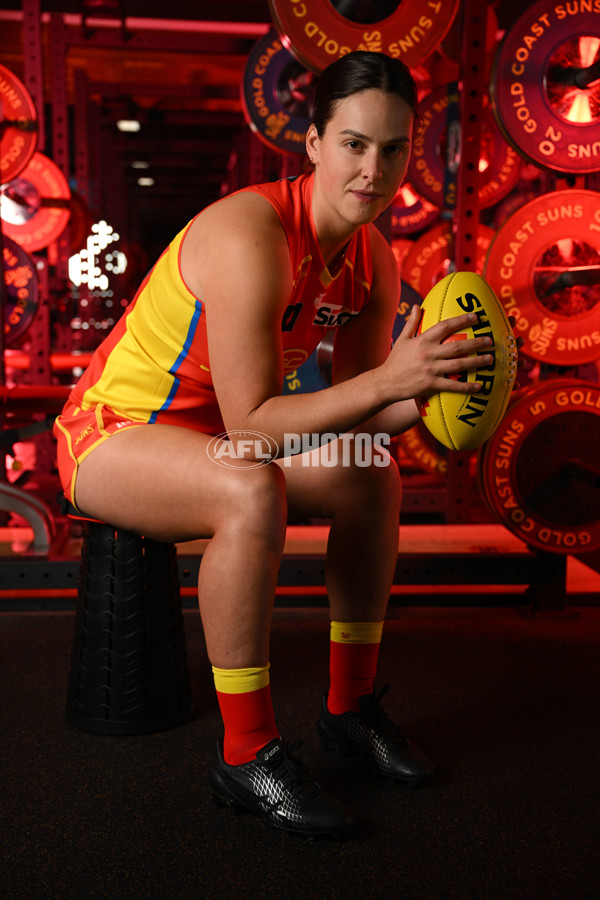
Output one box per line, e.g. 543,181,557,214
276,440,402,621
277,443,434,784
74,425,287,668
75,428,399,662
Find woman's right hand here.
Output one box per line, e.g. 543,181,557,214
381,304,494,403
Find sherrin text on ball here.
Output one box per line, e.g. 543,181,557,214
417,271,517,451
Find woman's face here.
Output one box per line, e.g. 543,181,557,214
307,88,414,233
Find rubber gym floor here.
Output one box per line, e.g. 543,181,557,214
1,593,598,900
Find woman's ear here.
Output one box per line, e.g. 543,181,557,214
305,124,319,164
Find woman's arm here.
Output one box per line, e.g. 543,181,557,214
329,226,453,437
187,195,491,455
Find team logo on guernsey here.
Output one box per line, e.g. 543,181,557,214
283,348,308,373
313,294,359,328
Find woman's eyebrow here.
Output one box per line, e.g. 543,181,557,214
338,128,411,143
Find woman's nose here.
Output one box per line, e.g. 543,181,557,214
362,151,383,181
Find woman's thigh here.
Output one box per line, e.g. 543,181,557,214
74,424,286,542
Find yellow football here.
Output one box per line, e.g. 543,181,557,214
417,271,517,451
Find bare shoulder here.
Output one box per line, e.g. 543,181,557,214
182,190,290,300
196,190,284,237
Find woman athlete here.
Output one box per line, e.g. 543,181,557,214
55,51,496,838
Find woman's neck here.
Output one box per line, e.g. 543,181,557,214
314,215,357,271
309,173,360,270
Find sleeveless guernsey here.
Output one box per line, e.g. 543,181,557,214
57,173,373,440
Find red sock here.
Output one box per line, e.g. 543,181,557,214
327,621,384,714
213,665,279,765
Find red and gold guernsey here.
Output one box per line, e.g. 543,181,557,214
61,173,373,437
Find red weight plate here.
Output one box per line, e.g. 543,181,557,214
2,236,39,345
484,190,600,366
478,378,600,553
0,152,71,252
476,382,536,502
391,181,439,237
391,237,412,270
408,82,522,210
394,279,423,339
398,422,448,479
402,222,495,299
268,0,459,72
241,28,316,156
396,275,479,478
0,63,38,183
490,0,600,173
492,190,538,230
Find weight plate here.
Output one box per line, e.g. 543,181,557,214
490,0,600,173
0,63,38,183
391,237,412,270
398,422,448,479
476,380,539,510
483,190,600,366
268,0,459,73
478,378,600,553
492,190,537,230
0,152,71,252
391,181,439,237
396,276,448,480
408,82,522,210
393,279,422,339
402,222,495,299
2,236,39,345
390,279,451,479
241,28,316,156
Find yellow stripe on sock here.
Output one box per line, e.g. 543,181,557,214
330,621,384,644
212,664,270,694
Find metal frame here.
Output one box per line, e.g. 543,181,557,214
0,524,571,615
445,0,489,525
21,0,46,152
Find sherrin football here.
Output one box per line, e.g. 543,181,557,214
417,271,517,451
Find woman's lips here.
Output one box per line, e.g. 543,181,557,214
352,190,382,203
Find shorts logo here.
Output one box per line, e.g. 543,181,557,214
74,424,94,445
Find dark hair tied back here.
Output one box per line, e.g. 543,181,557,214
311,50,418,137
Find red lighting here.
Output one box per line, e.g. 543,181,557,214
546,36,600,124
395,184,420,206
534,239,600,317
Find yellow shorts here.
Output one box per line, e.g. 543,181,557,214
53,400,146,507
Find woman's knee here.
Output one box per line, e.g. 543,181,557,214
330,447,402,515
217,461,288,539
